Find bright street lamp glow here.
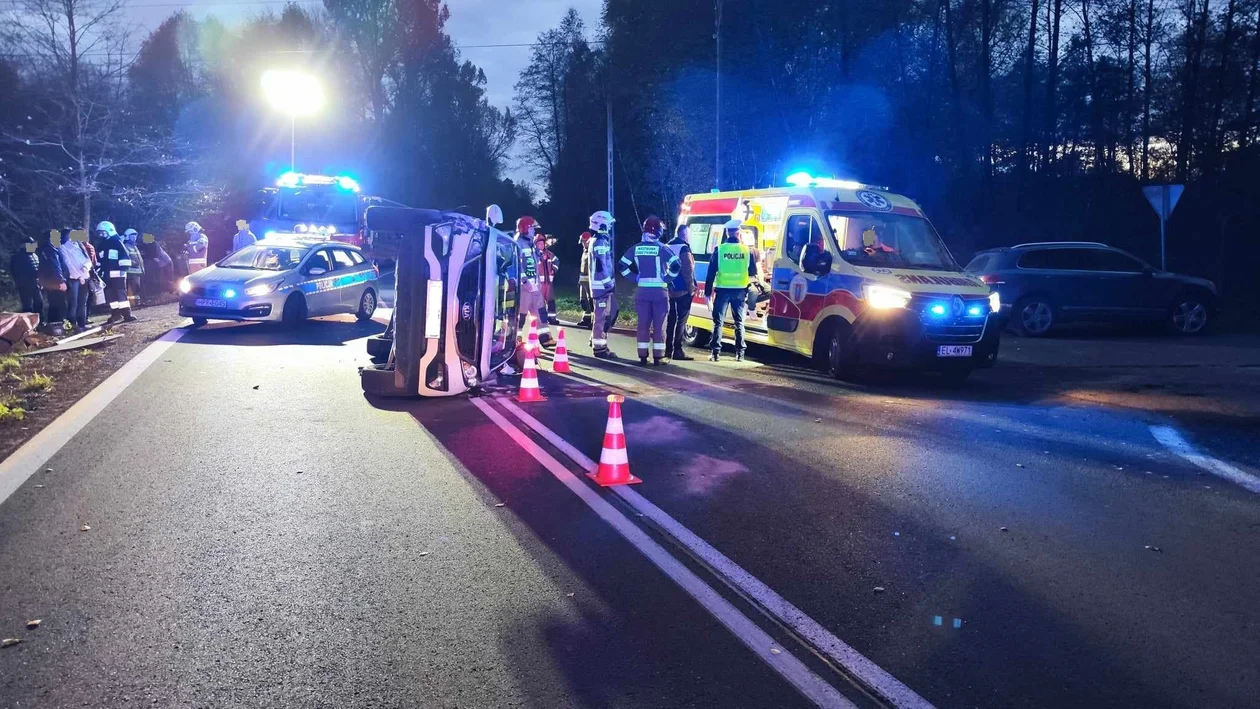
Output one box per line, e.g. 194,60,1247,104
261,70,324,116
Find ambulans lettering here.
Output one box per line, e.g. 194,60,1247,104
894,274,984,288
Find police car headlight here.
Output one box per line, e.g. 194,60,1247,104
988,291,1001,311
245,282,278,297
863,284,912,309
178,278,192,294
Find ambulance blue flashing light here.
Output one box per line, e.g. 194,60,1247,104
275,171,361,192
785,171,881,191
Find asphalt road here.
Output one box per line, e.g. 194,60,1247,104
2,316,1258,708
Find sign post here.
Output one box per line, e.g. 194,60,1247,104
1142,184,1184,270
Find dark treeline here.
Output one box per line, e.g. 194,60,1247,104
523,0,1260,322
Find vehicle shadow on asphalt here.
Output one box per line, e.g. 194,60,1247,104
367,395,813,709
177,317,385,347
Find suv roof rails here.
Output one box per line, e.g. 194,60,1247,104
1012,241,1109,249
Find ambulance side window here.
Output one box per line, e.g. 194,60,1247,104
783,215,820,263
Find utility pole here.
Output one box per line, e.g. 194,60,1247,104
607,98,615,250
715,0,722,191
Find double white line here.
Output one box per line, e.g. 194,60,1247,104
470,396,934,709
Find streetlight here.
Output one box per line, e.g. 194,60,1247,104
260,69,324,172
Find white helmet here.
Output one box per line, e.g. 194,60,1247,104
589,210,615,232
185,221,202,234
123,228,138,242
95,221,117,237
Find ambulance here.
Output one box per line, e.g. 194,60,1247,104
679,174,1001,381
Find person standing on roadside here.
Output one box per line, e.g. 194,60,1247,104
577,230,594,327
97,221,136,325
232,219,257,253
619,215,681,366
59,228,93,331
123,229,146,306
184,221,209,274
664,223,697,361
10,235,42,315
587,210,617,359
36,229,69,336
704,218,758,362
534,232,559,325
514,216,553,347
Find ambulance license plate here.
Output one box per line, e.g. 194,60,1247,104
937,345,973,357
195,298,228,309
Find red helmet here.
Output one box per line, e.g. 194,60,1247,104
642,215,663,238
516,216,538,236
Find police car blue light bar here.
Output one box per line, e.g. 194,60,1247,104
274,172,361,192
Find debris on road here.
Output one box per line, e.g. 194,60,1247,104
1015,463,1025,468
418,551,430,557
1000,526,1009,532
814,418,822,423
1,638,19,647
874,586,886,593
893,531,900,537
494,502,506,508
252,385,260,390
949,535,957,541
296,471,304,475
770,647,782,655
34,484,43,488
44,468,52,473
1145,545,1163,553
566,592,575,598
25,620,40,628
80,524,90,532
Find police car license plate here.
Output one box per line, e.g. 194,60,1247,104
937,345,973,357
195,298,228,309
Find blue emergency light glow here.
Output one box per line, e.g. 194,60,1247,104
786,171,814,187
968,306,983,316
275,172,361,192
784,171,866,190
929,304,947,316
224,288,237,299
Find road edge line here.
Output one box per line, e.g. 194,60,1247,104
1149,425,1260,494
468,397,855,709
0,327,188,505
496,397,934,709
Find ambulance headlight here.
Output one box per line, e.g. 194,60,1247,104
863,284,912,310
989,291,1001,311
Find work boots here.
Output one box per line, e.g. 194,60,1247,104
709,351,720,362
671,349,695,361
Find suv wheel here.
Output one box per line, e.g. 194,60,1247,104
1169,297,1209,335
1014,298,1054,337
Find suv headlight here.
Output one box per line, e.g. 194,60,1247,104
863,284,912,309
245,282,278,297
989,291,1001,311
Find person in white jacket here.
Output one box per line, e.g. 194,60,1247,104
59,229,94,330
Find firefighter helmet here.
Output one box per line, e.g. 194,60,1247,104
95,221,117,237
589,210,614,232
516,216,538,237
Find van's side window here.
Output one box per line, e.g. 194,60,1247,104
783,215,820,263
687,222,719,262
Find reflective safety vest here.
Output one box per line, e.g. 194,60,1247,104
619,239,680,289
517,236,539,284
714,242,751,289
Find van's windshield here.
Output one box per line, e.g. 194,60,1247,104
826,211,959,271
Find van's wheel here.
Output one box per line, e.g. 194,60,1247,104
815,320,855,380
281,293,307,328
1013,297,1054,337
356,288,377,322
684,324,710,348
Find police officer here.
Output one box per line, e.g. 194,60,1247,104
664,223,697,361
704,218,758,362
619,215,681,366
514,216,552,347
97,221,137,325
587,210,617,359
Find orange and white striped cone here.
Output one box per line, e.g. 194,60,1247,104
552,327,571,373
515,340,546,402
527,314,541,353
587,395,641,486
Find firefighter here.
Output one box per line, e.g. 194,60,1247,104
97,221,136,325
123,228,145,306
184,221,209,274
664,223,697,360
577,230,594,327
534,232,559,325
619,215,681,366
514,216,552,347
703,218,758,362
587,210,617,359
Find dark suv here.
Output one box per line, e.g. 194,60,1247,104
965,242,1216,336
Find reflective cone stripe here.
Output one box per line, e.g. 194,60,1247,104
516,343,546,402
588,395,641,486
552,327,571,372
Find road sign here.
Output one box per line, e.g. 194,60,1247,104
1142,184,1183,270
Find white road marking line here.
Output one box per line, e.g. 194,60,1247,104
1149,425,1260,494
497,397,934,709
0,328,188,506
469,397,855,709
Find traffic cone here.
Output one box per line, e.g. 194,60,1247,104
527,314,541,353
588,395,641,486
515,338,546,403
552,327,571,373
